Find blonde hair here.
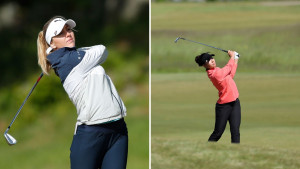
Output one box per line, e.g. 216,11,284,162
37,16,66,75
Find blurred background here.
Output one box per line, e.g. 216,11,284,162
151,0,300,169
0,0,149,169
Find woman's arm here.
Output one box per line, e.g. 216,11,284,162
213,50,238,81
228,50,238,78
76,45,108,74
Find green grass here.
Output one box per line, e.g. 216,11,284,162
152,2,300,31
0,107,149,169
151,3,300,167
151,72,300,169
151,2,300,73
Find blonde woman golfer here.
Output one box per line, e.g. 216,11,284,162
37,16,128,169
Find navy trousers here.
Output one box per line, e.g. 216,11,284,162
70,119,128,169
208,98,241,143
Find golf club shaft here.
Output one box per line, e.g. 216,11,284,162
181,38,228,53
5,73,43,132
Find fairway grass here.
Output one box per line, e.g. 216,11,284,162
151,72,300,169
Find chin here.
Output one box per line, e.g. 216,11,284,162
68,44,75,48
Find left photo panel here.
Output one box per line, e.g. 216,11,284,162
0,1,149,169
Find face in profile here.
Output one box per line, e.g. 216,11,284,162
51,25,75,49
204,58,216,69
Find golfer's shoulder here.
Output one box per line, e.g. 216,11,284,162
206,68,215,78
207,67,219,74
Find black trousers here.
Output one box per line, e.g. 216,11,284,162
208,98,241,143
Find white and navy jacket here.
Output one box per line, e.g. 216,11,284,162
47,45,126,127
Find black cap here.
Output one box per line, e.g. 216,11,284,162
195,52,215,67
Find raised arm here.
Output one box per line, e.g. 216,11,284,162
228,50,238,78
76,45,108,74
213,50,238,81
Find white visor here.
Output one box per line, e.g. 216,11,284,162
45,18,76,45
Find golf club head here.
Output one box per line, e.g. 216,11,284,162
174,37,181,43
4,133,17,145
174,37,186,43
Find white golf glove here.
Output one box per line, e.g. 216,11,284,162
234,52,240,59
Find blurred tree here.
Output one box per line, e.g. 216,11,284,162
0,0,149,87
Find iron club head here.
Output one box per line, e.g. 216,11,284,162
174,37,181,43
174,37,186,43
4,129,17,145
4,133,17,145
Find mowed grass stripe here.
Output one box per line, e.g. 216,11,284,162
152,72,300,169
151,2,300,72
152,2,300,31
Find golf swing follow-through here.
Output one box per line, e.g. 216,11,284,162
4,15,128,169
175,36,242,143
37,16,128,169
4,73,43,145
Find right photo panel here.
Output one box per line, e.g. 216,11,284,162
151,1,300,168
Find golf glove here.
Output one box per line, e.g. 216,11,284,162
234,52,240,59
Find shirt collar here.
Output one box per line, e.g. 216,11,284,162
47,47,77,65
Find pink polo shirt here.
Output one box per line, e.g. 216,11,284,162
206,58,239,104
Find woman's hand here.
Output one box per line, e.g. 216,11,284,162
228,50,235,59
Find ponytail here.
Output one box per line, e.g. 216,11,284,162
37,31,51,75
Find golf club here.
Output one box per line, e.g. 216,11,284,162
175,37,240,57
4,72,43,146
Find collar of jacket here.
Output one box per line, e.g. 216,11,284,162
206,67,215,71
47,47,77,66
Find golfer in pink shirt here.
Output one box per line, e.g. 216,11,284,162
195,50,241,143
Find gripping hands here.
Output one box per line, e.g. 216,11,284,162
234,52,240,59
228,50,240,60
